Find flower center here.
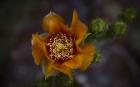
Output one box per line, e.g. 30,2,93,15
46,32,74,63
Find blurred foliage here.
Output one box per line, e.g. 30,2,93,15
92,49,100,64
26,73,82,87
84,33,94,44
89,8,136,40
119,8,136,23
86,8,136,65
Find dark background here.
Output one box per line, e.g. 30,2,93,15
0,0,140,87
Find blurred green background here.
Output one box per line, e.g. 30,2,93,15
0,0,140,87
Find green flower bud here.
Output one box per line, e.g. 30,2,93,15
112,21,127,37
91,18,108,33
90,18,108,40
120,8,136,23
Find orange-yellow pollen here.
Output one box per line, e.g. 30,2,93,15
46,32,74,62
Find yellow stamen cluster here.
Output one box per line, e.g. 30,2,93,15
46,32,74,62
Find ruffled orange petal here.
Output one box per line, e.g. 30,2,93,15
71,10,78,27
80,44,95,71
42,62,57,78
32,33,47,65
52,63,72,79
71,10,87,45
63,54,82,69
42,12,65,33
63,44,95,71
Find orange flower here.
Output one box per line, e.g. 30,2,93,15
32,10,95,78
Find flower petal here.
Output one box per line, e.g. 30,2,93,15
63,44,95,71
63,55,82,69
52,63,72,79
71,10,87,45
71,9,78,27
32,33,47,65
42,12,65,33
80,44,95,71
42,62,57,78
